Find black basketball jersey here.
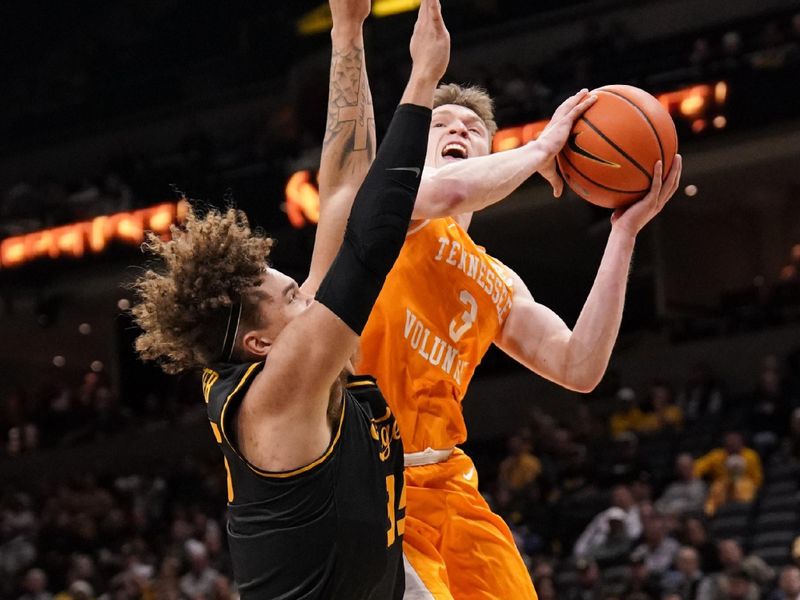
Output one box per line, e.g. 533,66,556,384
203,362,405,600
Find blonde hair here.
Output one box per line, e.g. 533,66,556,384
434,83,497,138
131,206,273,374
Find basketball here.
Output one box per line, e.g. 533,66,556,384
556,84,678,209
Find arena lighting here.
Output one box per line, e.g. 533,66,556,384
296,3,332,36
283,170,321,228
284,81,728,228
297,0,421,34
0,200,189,269
372,0,422,18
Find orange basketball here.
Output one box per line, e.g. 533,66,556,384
556,84,678,209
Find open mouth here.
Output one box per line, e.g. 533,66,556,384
441,142,468,161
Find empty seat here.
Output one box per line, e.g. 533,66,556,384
752,510,798,533
758,493,799,514
753,545,791,567
766,462,800,483
765,481,799,496
711,514,750,539
715,502,753,519
751,530,796,550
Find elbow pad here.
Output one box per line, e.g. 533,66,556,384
316,103,431,333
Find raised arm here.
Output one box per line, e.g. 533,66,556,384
303,0,376,295
243,0,450,470
495,156,682,393
410,89,597,221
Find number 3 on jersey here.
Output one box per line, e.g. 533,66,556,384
385,474,406,547
449,290,478,342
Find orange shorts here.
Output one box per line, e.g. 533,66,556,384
402,448,538,600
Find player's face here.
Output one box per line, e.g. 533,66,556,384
251,268,313,346
426,104,491,168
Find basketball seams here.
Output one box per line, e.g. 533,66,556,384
601,88,666,171
558,151,649,196
579,113,652,183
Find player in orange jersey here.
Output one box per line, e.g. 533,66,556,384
307,4,683,599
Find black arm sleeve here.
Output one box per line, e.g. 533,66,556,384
315,103,431,334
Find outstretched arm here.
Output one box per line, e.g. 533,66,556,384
302,0,375,295
495,156,683,392
244,0,449,471
410,90,596,221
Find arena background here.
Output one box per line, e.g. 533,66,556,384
1,0,800,598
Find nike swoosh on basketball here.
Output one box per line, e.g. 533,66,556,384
387,166,421,178
463,468,475,481
567,132,621,168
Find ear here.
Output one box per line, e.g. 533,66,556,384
240,329,272,358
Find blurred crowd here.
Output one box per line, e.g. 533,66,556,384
3,342,800,598
485,351,800,600
0,368,196,458
1,459,235,600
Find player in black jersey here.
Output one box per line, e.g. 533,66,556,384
130,1,450,598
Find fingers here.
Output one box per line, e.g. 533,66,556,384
554,176,564,199
565,93,597,122
429,0,443,23
657,154,682,212
546,172,564,198
648,161,663,201
553,89,590,121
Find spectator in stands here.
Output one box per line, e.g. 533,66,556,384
689,37,714,77
536,575,557,600
769,566,800,600
564,558,603,600
151,555,181,599
693,432,763,492
662,546,706,600
682,516,722,574
727,569,761,600
655,453,708,518
704,454,758,516
0,493,37,589
178,539,218,599
793,537,800,570
697,539,774,600
751,21,790,70
586,507,634,567
620,548,663,600
718,30,745,73
600,432,652,486
630,513,680,575
17,567,53,600
749,360,794,456
680,363,726,423
574,485,642,558
498,430,542,492
637,381,684,434
569,403,606,449
775,408,800,464
610,387,644,437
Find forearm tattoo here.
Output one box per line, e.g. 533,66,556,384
323,42,375,171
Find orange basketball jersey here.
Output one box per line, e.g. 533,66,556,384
358,217,514,453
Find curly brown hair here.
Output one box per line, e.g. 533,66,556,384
131,206,274,374
434,83,498,138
